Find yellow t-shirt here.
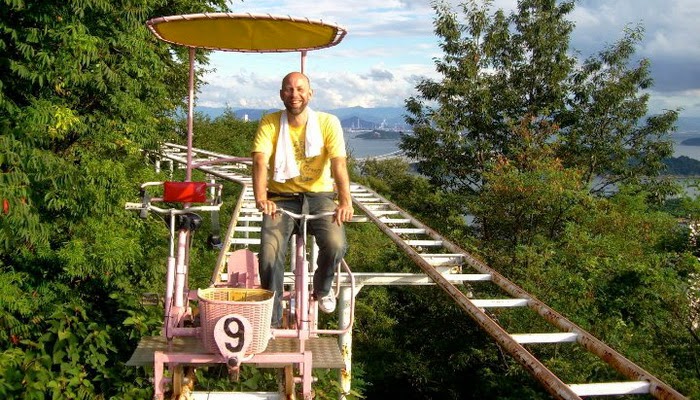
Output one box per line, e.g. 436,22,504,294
252,110,347,193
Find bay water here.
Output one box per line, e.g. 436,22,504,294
346,133,404,159
349,131,700,161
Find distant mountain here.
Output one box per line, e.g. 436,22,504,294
196,106,228,119
681,137,700,146
197,107,278,121
194,108,700,136
663,155,700,175
196,105,409,129
329,106,408,128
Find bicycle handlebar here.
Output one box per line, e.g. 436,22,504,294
275,208,336,220
125,202,221,214
125,181,223,216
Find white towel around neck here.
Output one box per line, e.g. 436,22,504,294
272,108,323,183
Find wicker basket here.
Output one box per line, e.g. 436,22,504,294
197,287,274,355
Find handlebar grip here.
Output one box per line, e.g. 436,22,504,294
125,202,150,218
125,202,144,210
136,190,152,219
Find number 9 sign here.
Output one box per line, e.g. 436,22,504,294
213,314,253,360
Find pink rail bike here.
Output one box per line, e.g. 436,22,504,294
124,12,356,400
126,182,356,398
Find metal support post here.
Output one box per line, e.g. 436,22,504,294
338,285,358,399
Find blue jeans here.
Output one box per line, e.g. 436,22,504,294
258,192,347,327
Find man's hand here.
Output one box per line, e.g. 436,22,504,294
257,199,278,217
334,203,354,226
252,151,278,218
330,156,353,226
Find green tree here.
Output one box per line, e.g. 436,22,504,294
355,158,466,236
559,24,677,197
403,0,678,205
467,119,592,246
0,0,228,397
370,0,699,398
189,108,258,156
355,124,699,399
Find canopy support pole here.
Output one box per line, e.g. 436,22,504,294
186,47,196,181
300,50,307,74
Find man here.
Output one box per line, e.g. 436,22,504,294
252,71,354,328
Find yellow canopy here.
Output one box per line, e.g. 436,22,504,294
146,13,347,52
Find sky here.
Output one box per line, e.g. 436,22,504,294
197,0,700,118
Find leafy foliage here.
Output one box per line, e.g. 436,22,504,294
188,108,258,156
350,1,699,398
468,119,592,247
663,156,700,176
0,0,228,397
403,0,678,203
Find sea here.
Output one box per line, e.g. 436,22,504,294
671,131,700,161
348,129,700,161
346,130,405,159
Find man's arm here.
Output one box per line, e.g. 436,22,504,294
252,151,277,215
331,156,354,225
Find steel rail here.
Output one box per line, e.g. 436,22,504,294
352,185,687,400
351,191,582,400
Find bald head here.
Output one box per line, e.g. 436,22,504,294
280,72,313,116
281,71,310,88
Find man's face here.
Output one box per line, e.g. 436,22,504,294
280,74,312,116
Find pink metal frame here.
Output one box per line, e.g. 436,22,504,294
153,351,315,398
148,209,355,399
271,210,355,340
137,14,353,398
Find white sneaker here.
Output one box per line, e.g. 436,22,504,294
318,293,336,313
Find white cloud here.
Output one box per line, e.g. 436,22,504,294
647,88,700,117
193,0,700,116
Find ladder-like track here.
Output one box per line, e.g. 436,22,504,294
155,142,687,400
